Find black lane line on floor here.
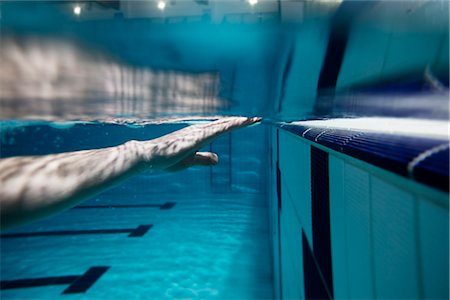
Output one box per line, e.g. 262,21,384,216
1,266,110,295
1,276,78,290
73,202,176,210
62,266,110,294
1,225,152,238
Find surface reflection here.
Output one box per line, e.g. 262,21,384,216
0,37,226,120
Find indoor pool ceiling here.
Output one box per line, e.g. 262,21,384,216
56,0,448,29
52,0,281,22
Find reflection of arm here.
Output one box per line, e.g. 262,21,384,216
0,117,260,229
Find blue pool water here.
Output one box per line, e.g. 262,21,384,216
1,122,272,299
1,1,449,299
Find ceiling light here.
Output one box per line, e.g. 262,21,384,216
248,0,258,5
73,5,81,15
316,0,343,4
157,1,166,10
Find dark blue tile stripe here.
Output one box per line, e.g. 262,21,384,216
274,122,449,192
276,162,282,211
62,267,109,294
310,147,334,297
1,225,152,238
276,129,281,211
302,231,331,300
278,44,295,113
316,29,347,90
314,2,374,116
276,129,283,300
316,1,373,92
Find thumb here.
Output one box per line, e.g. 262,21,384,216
165,152,218,172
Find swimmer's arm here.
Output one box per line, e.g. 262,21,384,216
0,142,143,229
0,117,260,229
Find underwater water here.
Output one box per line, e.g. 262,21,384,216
1,1,449,299
0,122,272,299
0,1,281,298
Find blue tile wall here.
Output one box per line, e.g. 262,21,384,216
342,163,374,299
328,157,349,299
272,127,449,300
278,131,313,244
371,177,419,299
418,198,449,299
280,198,303,299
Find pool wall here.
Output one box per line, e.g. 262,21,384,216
269,126,449,299
268,3,449,298
274,1,449,121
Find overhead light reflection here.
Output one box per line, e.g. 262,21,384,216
157,1,166,10
73,5,81,15
316,0,343,4
248,0,258,6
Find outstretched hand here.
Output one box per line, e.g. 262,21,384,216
142,117,261,171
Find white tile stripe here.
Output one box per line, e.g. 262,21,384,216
407,143,450,178
293,118,449,140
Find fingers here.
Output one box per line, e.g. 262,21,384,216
141,116,261,167
210,116,261,128
155,116,261,141
219,116,261,130
195,116,261,138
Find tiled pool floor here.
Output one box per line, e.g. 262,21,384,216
1,180,272,299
